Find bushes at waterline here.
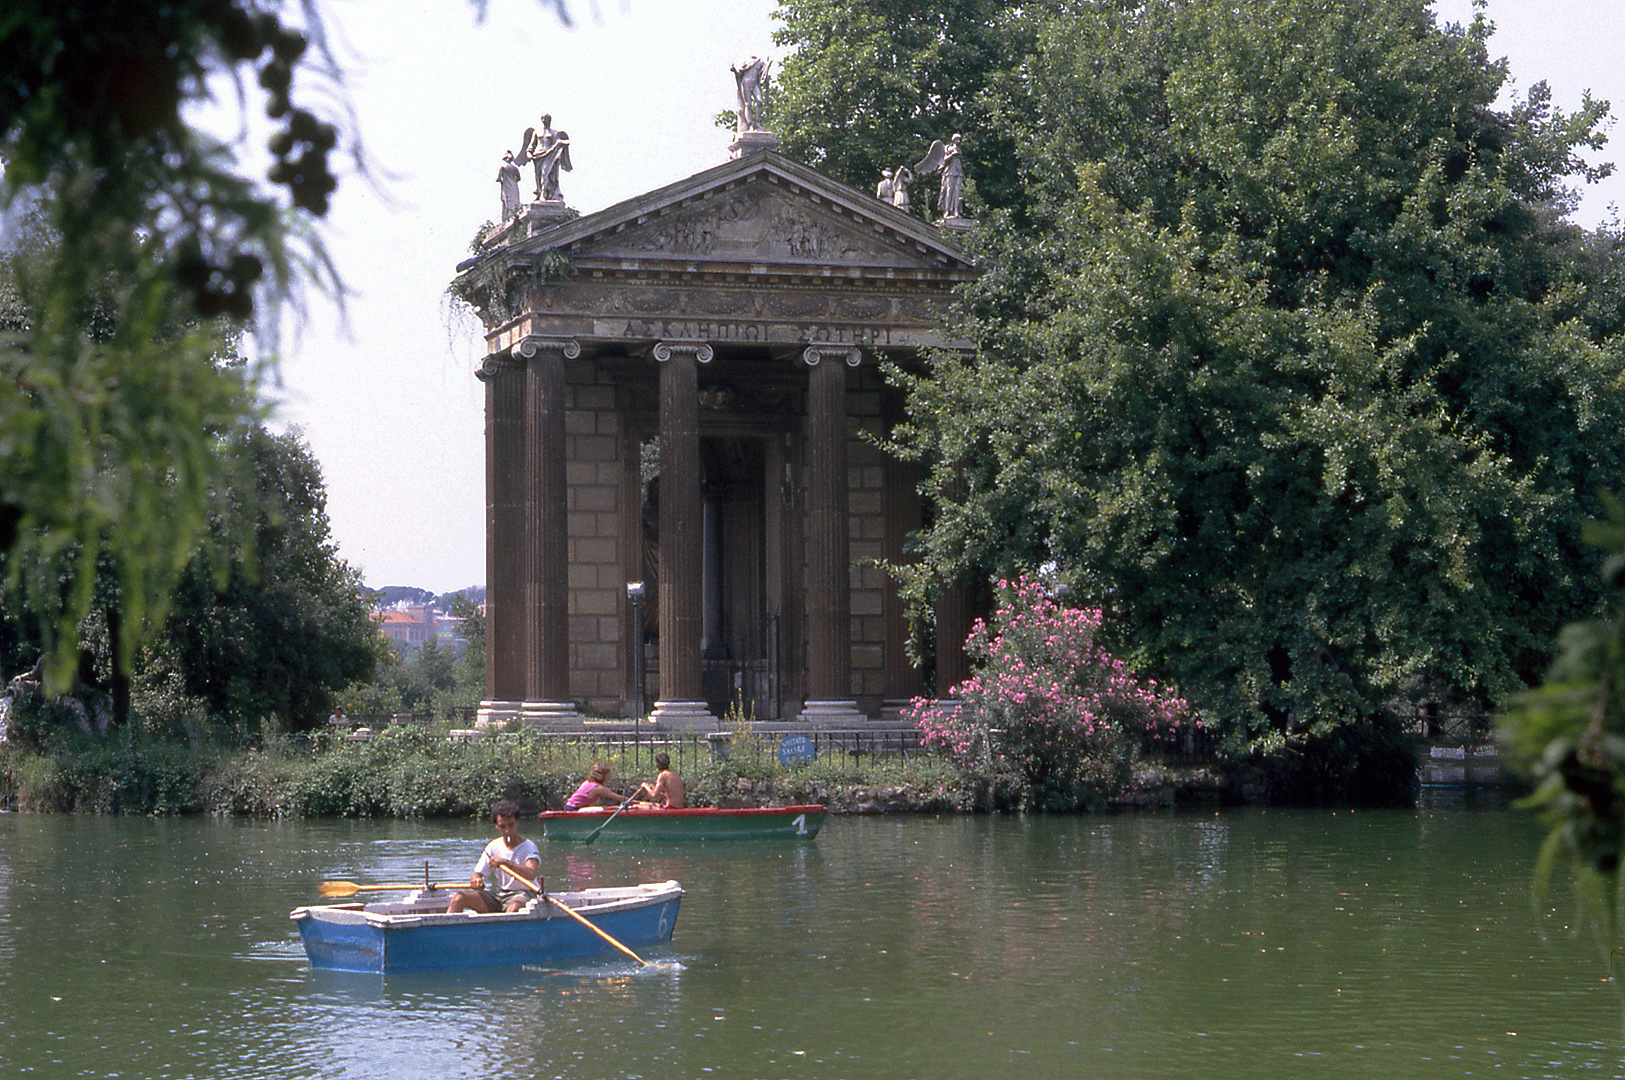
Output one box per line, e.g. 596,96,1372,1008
0,725,988,817
908,576,1195,809
203,726,567,817
1,737,209,814
1,726,566,817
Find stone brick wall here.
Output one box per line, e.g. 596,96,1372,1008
565,361,625,712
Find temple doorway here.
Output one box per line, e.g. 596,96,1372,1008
699,435,777,719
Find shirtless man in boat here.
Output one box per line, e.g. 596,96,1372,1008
635,752,686,809
446,800,541,914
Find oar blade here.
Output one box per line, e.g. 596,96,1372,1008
582,796,636,845
317,881,363,897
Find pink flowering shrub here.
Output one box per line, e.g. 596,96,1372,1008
905,576,1192,805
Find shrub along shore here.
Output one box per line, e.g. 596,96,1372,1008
0,724,1240,817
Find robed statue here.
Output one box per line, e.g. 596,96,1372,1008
876,166,914,214
497,150,522,219
731,56,771,135
890,165,913,213
516,114,572,202
914,133,965,221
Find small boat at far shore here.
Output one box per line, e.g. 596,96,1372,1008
290,880,683,973
538,804,827,843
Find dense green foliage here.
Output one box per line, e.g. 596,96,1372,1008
0,1,345,690
774,0,1625,772
1500,495,1625,943
772,0,1025,213
0,725,974,817
0,223,262,692
335,595,485,719
147,426,378,734
1,425,378,740
0,1,560,694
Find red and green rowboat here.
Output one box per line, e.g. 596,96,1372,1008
538,805,826,843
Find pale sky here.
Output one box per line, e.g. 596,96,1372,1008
267,0,1625,595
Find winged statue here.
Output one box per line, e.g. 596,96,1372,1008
914,134,965,220
515,114,573,203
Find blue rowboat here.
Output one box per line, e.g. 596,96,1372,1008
537,804,827,843
289,880,683,973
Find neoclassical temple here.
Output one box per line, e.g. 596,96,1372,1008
455,127,978,729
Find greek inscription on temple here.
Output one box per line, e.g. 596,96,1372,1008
613,319,891,346
619,319,765,342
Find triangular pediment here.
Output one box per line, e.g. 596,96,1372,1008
497,152,974,279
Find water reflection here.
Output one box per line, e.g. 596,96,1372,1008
0,810,1617,1079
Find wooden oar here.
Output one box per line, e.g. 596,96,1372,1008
581,793,638,846
317,880,462,898
503,867,649,966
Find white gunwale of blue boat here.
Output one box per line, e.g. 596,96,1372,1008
291,880,681,927
288,880,684,972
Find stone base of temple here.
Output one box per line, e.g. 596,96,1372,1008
476,701,523,727
649,700,722,731
797,700,868,727
520,700,583,729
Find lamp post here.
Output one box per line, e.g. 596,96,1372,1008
627,581,645,761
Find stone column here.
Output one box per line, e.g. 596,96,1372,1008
799,346,866,726
651,342,719,730
477,352,525,724
517,336,581,725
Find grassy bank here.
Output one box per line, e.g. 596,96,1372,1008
0,724,1005,817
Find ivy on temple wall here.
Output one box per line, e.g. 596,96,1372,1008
446,238,576,329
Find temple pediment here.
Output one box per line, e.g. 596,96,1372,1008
482,151,974,282
465,151,976,354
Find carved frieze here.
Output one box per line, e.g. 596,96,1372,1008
764,293,831,319
584,182,925,269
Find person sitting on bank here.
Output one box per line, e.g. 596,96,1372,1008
564,762,623,809
446,799,540,914
635,752,686,809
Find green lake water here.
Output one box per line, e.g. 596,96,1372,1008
0,799,1619,1079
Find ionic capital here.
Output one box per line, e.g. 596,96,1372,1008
802,346,862,368
653,341,715,364
475,352,524,381
513,335,581,360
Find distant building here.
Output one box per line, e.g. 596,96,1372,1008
377,609,434,645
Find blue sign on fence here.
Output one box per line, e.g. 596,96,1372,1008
778,734,816,766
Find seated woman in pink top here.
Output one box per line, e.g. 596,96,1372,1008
564,761,623,809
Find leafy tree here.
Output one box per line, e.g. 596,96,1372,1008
776,0,1625,778
771,0,1026,213
0,2,348,687
0,215,262,692
446,592,487,708
0,0,570,693
151,426,377,734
